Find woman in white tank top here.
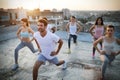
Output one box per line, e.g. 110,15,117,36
94,25,120,80
66,16,82,53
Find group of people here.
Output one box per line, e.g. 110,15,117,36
11,16,120,80
12,17,67,80
90,17,120,80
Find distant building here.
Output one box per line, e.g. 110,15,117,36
41,10,64,29
0,8,64,28
27,8,40,22
0,8,27,26
0,9,10,26
62,8,71,19
17,8,27,21
7,9,19,24
52,8,57,12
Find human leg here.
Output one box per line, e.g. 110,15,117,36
99,41,102,50
68,34,72,53
73,35,77,45
56,60,65,66
14,41,25,64
50,57,66,70
100,55,109,79
25,42,38,53
92,38,97,58
33,60,44,80
108,55,115,65
68,34,72,49
33,54,46,80
92,47,96,58
12,42,25,70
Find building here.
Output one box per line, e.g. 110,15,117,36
0,9,10,26
0,8,27,26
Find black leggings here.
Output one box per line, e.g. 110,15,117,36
68,34,77,49
93,41,102,56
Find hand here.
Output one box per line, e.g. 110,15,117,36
50,51,57,56
38,48,41,52
111,52,116,56
100,50,106,55
20,38,22,41
75,32,78,34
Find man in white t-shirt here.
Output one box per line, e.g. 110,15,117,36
33,19,67,80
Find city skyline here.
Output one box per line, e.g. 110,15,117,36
0,0,120,11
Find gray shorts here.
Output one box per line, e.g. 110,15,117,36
37,54,59,65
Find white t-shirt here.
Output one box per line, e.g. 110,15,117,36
34,31,60,59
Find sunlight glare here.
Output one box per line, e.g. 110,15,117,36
22,0,39,10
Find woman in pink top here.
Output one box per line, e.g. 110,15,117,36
89,17,105,58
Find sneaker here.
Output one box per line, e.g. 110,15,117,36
62,61,67,70
12,64,19,71
92,53,95,59
92,55,95,59
75,42,78,46
68,49,71,53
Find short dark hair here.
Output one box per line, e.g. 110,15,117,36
71,16,76,19
107,25,115,30
38,19,48,26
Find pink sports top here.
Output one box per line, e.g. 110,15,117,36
94,26,104,39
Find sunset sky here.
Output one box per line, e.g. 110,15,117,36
0,0,120,11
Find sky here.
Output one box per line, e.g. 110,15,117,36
0,0,120,11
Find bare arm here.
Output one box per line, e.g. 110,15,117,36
50,39,63,56
28,27,34,42
28,27,34,35
116,38,120,45
89,25,95,36
66,23,70,33
76,23,82,34
34,38,41,52
16,27,22,40
116,51,120,55
103,25,106,35
56,39,63,54
115,38,120,55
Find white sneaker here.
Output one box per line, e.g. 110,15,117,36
75,42,78,46
12,64,19,71
62,61,67,70
68,49,71,54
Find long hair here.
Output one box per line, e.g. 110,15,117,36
21,18,29,27
95,17,104,25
